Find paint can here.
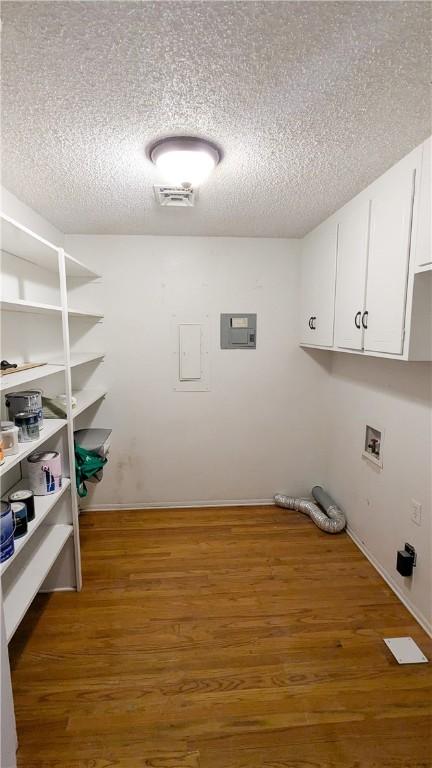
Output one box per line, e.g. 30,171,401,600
8,489,35,522
0,501,15,563
26,451,62,495
5,390,43,429
1,421,19,455
15,412,40,442
10,502,27,539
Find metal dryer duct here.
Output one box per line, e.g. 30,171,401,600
274,486,346,534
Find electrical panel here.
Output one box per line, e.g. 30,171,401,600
220,314,257,349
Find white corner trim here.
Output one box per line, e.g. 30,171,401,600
80,497,275,512
347,525,432,638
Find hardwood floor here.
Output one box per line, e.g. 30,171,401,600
9,505,432,768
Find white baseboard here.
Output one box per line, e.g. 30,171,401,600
80,498,275,512
347,525,432,638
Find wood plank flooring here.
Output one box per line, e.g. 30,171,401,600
9,505,432,767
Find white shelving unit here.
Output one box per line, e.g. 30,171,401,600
1,214,101,278
0,363,66,392
65,252,101,280
3,525,73,641
70,352,105,368
1,214,60,272
0,419,66,478
72,389,107,419
0,298,62,315
68,307,104,319
1,478,71,575
0,354,104,393
0,211,106,643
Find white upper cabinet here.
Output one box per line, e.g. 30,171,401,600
364,152,417,354
300,138,430,360
334,197,370,350
413,137,431,271
300,218,338,347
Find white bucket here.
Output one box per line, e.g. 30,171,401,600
26,451,62,495
0,422,19,455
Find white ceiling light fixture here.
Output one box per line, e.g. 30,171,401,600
150,136,220,188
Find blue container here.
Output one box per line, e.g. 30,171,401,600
0,500,15,563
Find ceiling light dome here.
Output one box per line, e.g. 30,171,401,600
150,136,220,187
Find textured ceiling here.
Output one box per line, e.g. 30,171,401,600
1,1,431,237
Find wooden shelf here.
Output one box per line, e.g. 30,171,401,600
1,478,71,574
72,389,107,419
0,419,66,478
2,524,73,641
0,363,65,392
0,298,62,315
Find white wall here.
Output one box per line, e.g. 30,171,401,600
2,189,430,633
65,235,331,508
325,352,432,633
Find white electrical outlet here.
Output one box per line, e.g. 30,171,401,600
411,499,422,526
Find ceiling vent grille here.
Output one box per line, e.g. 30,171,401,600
154,185,196,207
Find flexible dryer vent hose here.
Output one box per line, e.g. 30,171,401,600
274,485,346,534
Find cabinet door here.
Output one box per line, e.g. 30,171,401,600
364,159,416,354
300,218,337,347
300,230,318,345
415,138,431,269
334,197,370,350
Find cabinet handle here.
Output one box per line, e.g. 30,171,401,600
362,310,368,329
311,316,317,330
308,316,313,329
355,311,361,329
